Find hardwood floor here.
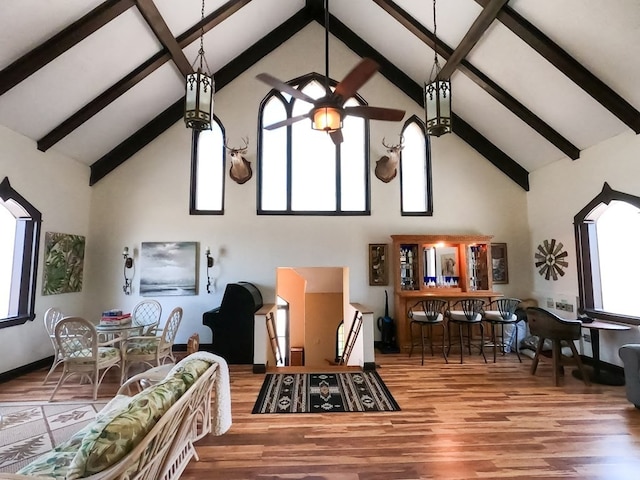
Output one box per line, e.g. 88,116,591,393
2,352,640,479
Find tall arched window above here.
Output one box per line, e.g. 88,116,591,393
0,177,41,328
575,183,640,323
258,73,370,215
190,116,225,214
399,116,433,216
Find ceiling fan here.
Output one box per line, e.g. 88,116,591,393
255,0,405,145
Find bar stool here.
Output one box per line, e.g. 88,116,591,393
409,299,448,364
483,298,522,362
446,299,486,364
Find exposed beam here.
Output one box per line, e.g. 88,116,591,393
90,7,315,185
135,0,192,77
474,0,640,133
373,0,579,160
439,0,507,80
0,0,135,96
310,9,529,191
38,0,252,152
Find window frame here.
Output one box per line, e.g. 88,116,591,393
0,177,42,328
257,72,371,216
189,115,226,215
574,182,640,325
399,115,433,216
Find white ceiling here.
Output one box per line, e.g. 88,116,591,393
0,0,639,187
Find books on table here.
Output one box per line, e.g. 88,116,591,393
100,310,131,326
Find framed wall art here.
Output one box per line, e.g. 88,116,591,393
491,243,509,284
42,232,86,295
369,243,389,286
140,242,197,296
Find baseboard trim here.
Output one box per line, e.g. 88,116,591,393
363,362,377,371
0,356,53,384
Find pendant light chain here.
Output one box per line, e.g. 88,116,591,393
430,0,440,81
192,0,211,75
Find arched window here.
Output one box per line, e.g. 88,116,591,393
190,116,225,214
0,177,41,328
258,73,370,215
400,116,433,215
574,182,640,323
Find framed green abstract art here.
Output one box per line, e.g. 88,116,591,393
42,232,86,295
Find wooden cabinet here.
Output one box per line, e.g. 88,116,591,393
391,234,502,351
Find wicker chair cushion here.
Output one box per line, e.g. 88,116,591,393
124,338,160,355
68,376,188,477
68,346,120,361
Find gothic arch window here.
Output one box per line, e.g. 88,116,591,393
190,116,225,214
258,73,370,215
0,177,41,328
574,182,640,324
399,115,433,216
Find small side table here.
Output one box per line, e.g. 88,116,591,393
572,320,630,386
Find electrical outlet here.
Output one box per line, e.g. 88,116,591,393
565,303,574,313
555,301,564,311
547,297,554,308
583,333,591,343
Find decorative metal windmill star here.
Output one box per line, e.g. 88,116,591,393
535,239,568,280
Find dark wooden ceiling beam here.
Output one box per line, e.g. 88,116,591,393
439,0,507,80
0,0,135,96
310,9,529,191
373,0,578,160
90,7,314,185
134,0,192,77
38,0,251,152
474,0,640,133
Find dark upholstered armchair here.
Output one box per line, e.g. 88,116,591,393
619,344,640,408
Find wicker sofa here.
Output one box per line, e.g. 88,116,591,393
2,352,231,480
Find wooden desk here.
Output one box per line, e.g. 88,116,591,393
572,320,630,386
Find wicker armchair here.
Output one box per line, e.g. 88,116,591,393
120,306,183,383
42,307,66,384
131,299,162,335
50,316,121,401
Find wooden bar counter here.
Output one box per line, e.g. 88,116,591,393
391,234,503,351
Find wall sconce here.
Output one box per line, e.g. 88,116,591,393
123,246,134,295
205,247,214,293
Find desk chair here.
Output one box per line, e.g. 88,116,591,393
526,307,590,386
408,299,448,364
447,299,486,364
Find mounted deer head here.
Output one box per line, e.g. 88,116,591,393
375,135,404,183
225,136,252,185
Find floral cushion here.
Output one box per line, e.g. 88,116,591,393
15,400,128,479
67,376,188,477
124,338,159,355
170,359,211,388
68,346,119,361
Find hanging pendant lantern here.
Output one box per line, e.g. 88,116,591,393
425,0,451,137
184,0,214,130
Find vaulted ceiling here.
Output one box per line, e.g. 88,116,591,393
1,0,639,191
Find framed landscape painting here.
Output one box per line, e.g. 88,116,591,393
140,242,197,296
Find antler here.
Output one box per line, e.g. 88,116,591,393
382,134,405,150
225,136,250,153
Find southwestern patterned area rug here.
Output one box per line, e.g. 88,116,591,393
0,401,107,474
252,371,400,414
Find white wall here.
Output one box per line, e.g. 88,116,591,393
84,25,531,348
1,25,531,374
0,125,92,374
527,130,640,366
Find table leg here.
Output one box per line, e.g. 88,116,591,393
572,328,624,386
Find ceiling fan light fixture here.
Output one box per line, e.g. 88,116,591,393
425,0,452,137
184,0,214,130
312,106,343,132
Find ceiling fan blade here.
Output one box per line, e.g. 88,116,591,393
344,106,405,122
329,129,343,145
333,58,380,102
263,114,309,130
256,73,315,104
